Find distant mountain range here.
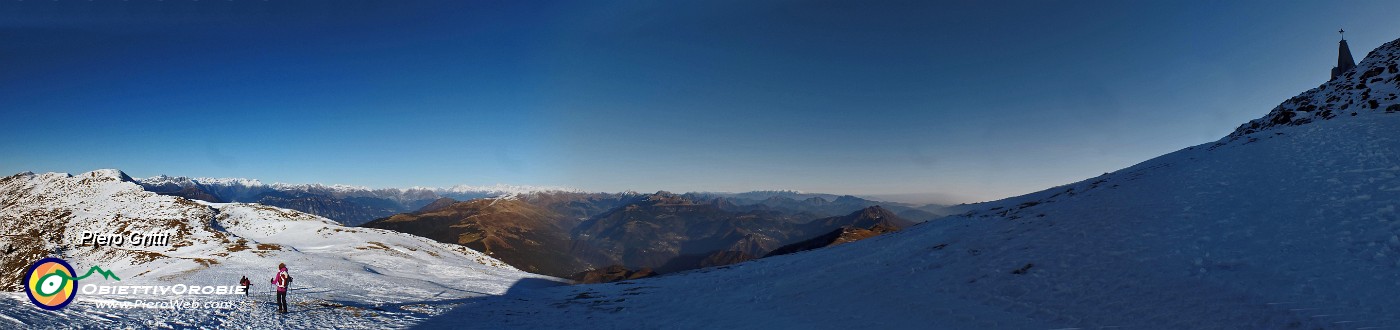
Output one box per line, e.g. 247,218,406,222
135,176,946,226
127,175,948,280
363,190,934,279
135,175,576,226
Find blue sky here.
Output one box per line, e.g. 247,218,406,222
3,1,1399,204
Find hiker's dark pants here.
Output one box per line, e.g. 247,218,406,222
276,291,287,312
243,286,249,296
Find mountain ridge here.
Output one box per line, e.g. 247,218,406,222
1229,36,1400,138
134,175,945,227
0,169,548,300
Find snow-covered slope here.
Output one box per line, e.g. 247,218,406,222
415,38,1400,329
0,170,560,328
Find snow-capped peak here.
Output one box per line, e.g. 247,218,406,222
82,169,135,183
1230,36,1400,138
138,175,266,188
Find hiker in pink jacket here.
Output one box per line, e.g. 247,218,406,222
271,263,290,313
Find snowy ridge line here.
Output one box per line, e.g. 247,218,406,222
139,174,582,196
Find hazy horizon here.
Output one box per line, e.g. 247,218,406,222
8,167,973,205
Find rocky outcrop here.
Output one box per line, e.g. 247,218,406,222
1231,36,1400,138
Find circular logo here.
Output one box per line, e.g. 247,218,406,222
24,258,77,310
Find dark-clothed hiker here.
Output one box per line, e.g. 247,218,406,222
271,263,290,313
239,276,251,296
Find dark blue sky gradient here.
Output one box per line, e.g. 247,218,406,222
3,1,1399,203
